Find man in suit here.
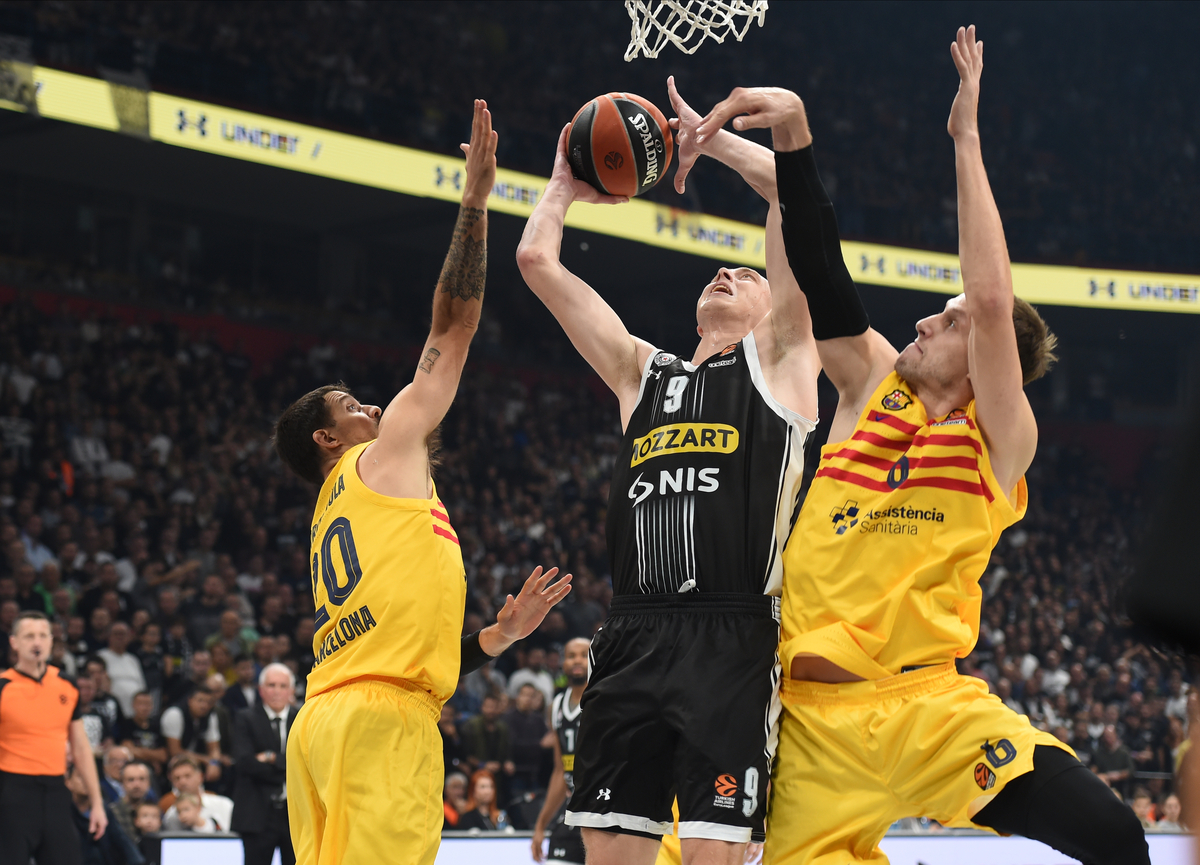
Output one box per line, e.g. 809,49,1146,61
232,663,298,865
223,655,259,713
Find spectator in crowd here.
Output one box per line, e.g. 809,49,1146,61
461,694,514,785
439,703,466,777
135,623,165,702
1093,725,1136,799
75,673,108,751
173,794,218,833
231,663,297,865
66,762,143,865
134,803,163,864
456,770,510,832
443,772,469,830
505,683,549,796
160,755,233,831
117,760,159,842
101,745,131,803
84,657,125,742
223,655,259,712
160,688,223,785
185,577,227,648
1131,787,1155,829
117,691,168,774
205,610,256,660
164,649,211,705
1041,649,1070,697
506,647,554,708
13,562,43,612
995,677,1024,715
203,673,236,784
1151,794,1184,832
98,622,147,717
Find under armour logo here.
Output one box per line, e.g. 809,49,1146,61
596,788,611,801
434,166,462,190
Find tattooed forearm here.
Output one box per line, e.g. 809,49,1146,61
418,347,441,374
438,205,486,302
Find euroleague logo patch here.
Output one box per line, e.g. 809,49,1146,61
974,762,996,790
604,151,624,171
881,389,913,411
713,774,738,809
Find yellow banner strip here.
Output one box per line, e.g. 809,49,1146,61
7,64,1197,315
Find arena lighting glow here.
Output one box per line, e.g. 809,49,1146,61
4,63,1199,315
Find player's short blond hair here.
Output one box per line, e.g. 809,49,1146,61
1013,297,1058,385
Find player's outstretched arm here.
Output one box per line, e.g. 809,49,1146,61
949,25,1035,494
670,79,816,372
369,100,496,466
516,127,653,430
530,735,569,862
698,87,897,440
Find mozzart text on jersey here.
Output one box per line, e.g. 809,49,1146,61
630,423,739,466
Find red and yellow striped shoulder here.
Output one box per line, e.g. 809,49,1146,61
816,372,998,502
431,499,459,546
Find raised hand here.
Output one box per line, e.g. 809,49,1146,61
460,99,499,209
494,566,573,644
666,75,705,194
695,86,812,152
549,123,630,206
948,25,983,140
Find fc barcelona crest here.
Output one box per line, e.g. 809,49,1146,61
881,389,912,411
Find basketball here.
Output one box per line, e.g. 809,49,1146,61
567,92,674,197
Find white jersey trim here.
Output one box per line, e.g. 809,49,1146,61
631,346,662,413
677,821,753,842
743,331,816,597
565,810,674,836
742,331,817,430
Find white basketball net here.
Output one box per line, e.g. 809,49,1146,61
624,0,768,61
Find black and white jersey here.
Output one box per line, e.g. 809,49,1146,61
552,689,583,800
607,332,815,597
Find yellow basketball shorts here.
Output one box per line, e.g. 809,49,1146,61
765,663,1073,865
654,801,681,865
288,678,444,865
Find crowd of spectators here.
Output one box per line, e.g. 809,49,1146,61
0,286,1192,844
0,2,1196,272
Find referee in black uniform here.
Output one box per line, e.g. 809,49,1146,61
1,610,108,865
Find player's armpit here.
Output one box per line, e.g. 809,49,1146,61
820,329,899,443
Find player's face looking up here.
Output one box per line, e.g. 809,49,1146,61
563,637,590,685
695,266,771,336
322,391,382,446
894,293,972,393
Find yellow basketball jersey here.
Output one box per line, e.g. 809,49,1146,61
780,372,1026,680
304,442,467,703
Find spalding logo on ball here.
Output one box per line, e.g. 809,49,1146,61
568,92,674,197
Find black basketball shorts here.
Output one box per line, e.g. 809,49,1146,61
564,593,781,844
545,820,586,864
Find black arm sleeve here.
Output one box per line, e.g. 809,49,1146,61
460,631,491,676
775,146,870,340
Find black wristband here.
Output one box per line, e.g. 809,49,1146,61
460,630,492,675
775,146,870,341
